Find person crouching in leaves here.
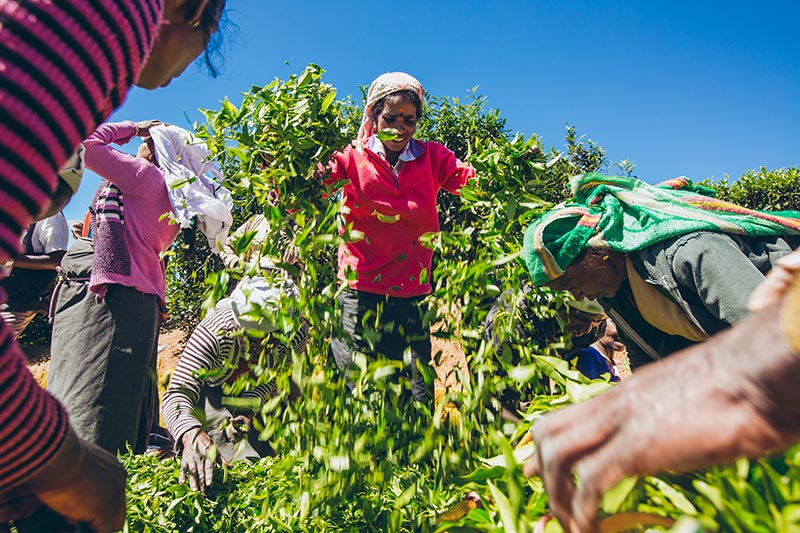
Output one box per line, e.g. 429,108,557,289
162,275,309,491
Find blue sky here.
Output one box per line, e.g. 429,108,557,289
64,0,800,222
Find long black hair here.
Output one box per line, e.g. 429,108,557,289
187,0,230,78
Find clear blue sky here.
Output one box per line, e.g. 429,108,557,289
64,0,800,223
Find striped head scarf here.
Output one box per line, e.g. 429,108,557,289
523,172,800,286
357,72,425,142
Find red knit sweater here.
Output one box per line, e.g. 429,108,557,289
327,140,475,297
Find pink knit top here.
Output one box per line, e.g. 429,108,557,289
84,121,180,303
0,0,162,491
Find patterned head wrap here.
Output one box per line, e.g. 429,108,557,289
523,172,800,286
357,72,425,142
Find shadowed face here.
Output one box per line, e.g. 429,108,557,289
136,137,158,165
135,1,219,89
546,249,627,301
375,93,419,154
598,318,625,353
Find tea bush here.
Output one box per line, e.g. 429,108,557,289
121,65,800,532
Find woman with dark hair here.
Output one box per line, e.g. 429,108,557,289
325,72,476,403
0,1,228,530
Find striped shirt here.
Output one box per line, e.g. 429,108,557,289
162,302,310,444
0,0,162,492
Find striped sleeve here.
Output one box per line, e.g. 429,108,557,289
162,306,237,444
0,331,68,492
240,318,311,402
0,0,162,492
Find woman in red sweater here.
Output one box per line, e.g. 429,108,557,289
0,1,226,530
326,72,475,403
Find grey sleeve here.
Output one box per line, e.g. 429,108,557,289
670,232,766,326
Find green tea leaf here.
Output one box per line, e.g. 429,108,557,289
376,128,401,141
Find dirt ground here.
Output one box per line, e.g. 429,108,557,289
24,329,470,393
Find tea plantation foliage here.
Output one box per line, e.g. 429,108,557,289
117,65,800,532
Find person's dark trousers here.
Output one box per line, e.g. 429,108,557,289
198,386,273,461
48,283,161,455
330,288,433,403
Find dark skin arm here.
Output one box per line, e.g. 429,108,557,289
524,277,800,533
8,250,65,270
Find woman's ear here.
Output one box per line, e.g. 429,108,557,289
162,0,209,24
184,0,210,24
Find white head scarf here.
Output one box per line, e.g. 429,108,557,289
357,72,425,142
150,125,233,253
229,275,298,333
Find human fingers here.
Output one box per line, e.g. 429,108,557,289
180,452,200,492
777,249,800,270
0,486,41,522
203,456,215,489
748,264,795,312
529,395,630,532
535,434,579,533
134,119,162,136
187,461,200,492
568,436,632,533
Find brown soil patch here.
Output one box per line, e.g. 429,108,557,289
24,329,468,394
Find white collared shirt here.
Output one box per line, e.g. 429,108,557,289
366,135,421,175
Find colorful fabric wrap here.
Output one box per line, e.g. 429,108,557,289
523,172,800,286
357,72,425,142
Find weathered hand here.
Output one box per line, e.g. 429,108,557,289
748,249,800,312
134,119,163,137
179,429,216,492
524,299,800,533
25,428,126,533
224,415,251,442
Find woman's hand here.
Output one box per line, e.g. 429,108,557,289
523,299,800,533
179,428,216,492
134,119,163,137
224,415,252,441
24,428,126,533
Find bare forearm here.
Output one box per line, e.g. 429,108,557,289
9,251,65,270
525,275,800,533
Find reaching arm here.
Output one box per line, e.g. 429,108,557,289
83,121,157,192
8,250,65,270
431,142,476,194
524,274,800,533
162,322,226,445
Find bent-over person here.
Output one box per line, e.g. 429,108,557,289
162,275,309,492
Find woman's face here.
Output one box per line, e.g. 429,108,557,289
137,138,157,164
375,94,418,154
135,2,217,89
546,250,627,301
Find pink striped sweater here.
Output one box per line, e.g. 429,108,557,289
0,0,162,492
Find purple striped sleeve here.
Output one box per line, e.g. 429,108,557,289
0,0,162,492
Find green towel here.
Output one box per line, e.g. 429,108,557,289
523,173,800,286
